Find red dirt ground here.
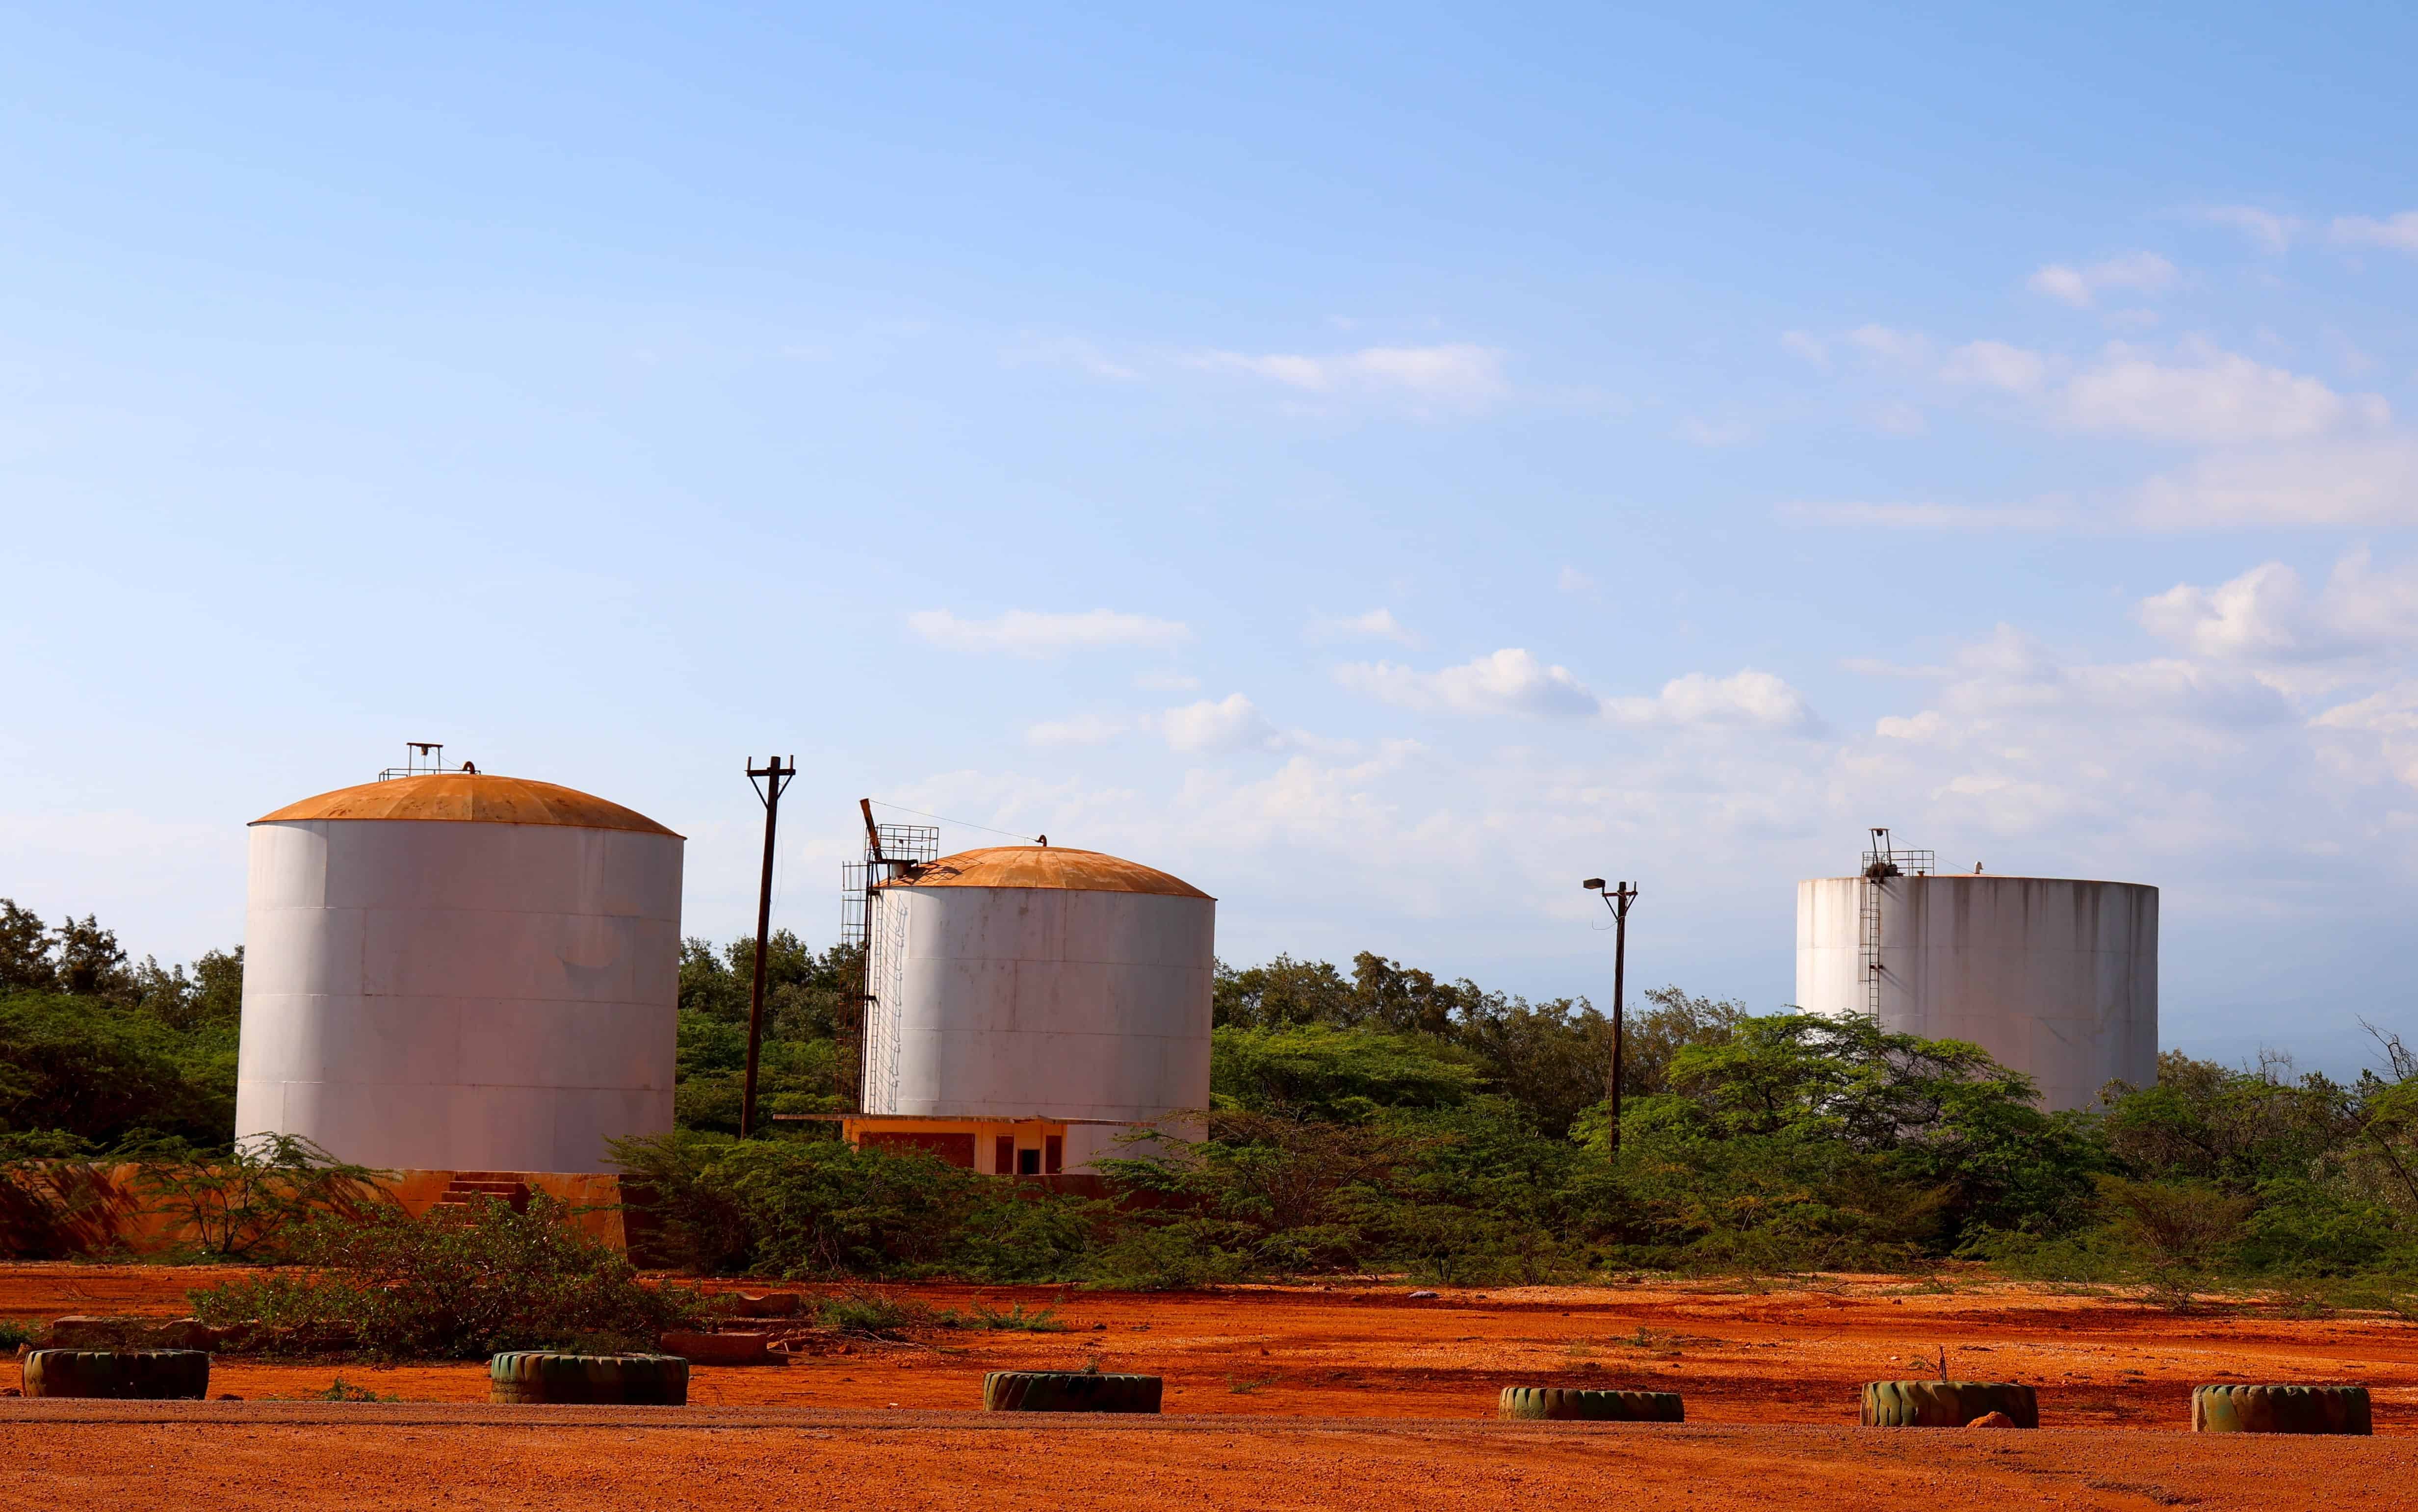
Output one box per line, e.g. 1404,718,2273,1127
6,1265,2410,1507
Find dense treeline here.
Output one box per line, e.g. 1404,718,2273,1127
0,899,242,1153
635,936,2418,1295
9,898,2418,1301
671,931,858,1130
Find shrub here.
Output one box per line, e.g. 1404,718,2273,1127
1085,1219,1251,1291
188,1194,718,1359
0,1130,138,1259
610,1130,1106,1281
815,1289,930,1338
130,1132,392,1261
277,1378,398,1403
2236,1178,2405,1277
953,1301,1065,1332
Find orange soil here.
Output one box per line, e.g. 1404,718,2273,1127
6,1266,2412,1508
8,1408,2416,1511
5,1265,2409,1427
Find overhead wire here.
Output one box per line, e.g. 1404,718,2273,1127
866,799,1042,844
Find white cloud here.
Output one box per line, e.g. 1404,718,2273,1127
2331,211,2418,253
1605,670,1822,734
1847,325,1932,364
1026,714,1127,747
1557,566,1596,595
2059,343,2387,443
1940,340,2050,394
1192,343,1508,405
1308,608,1420,647
2199,207,2300,255
1677,416,1756,447
2312,683,2418,735
2028,252,2176,308
1781,330,1831,370
908,608,1192,657
2309,683,2418,791
1157,694,1288,754
1777,501,2066,529
2138,550,2418,664
1003,337,1137,380
1134,670,1202,692
1873,402,1927,437
1874,708,1947,742
1335,648,1599,719
1895,624,2293,731
2138,562,2317,662
865,600,2418,1069
2132,437,2418,527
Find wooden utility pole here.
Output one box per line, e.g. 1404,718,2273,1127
1584,877,1639,1153
740,754,797,1138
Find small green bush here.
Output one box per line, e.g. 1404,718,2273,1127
953,1302,1065,1332
610,1130,1108,1281
0,1131,139,1260
130,1132,392,1261
814,1289,929,1339
188,1194,718,1359
1085,1219,1250,1291
273,1378,398,1402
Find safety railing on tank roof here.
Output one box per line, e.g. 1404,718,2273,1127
1859,848,1935,877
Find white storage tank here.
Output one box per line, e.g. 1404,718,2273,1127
858,845,1214,1173
235,769,683,1173
1795,851,2157,1112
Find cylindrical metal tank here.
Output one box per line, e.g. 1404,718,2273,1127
235,772,683,1173
860,846,1215,1171
1795,873,2158,1111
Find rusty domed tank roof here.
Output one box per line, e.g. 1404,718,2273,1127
254,772,680,837
882,845,1210,899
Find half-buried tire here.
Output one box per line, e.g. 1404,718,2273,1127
983,1371,1162,1413
22,1349,210,1400
490,1352,689,1406
1500,1387,1684,1422
2192,1384,2370,1435
1861,1381,2038,1428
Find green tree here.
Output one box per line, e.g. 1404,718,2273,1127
0,991,232,1146
1582,1014,2105,1264
1212,955,1357,1029
1211,1024,1482,1120
0,901,54,993
52,914,130,999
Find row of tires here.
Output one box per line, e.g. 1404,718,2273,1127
8,1351,2377,1434
1511,1380,2375,1434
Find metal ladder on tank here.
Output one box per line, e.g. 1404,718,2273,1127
1856,827,1932,1020
1859,826,1896,1020
1860,875,1884,1019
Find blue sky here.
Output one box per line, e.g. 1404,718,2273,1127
7,3,2418,1074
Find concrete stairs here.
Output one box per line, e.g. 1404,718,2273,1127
433,1173,532,1214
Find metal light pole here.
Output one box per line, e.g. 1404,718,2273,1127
1583,877,1638,1153
740,754,797,1138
